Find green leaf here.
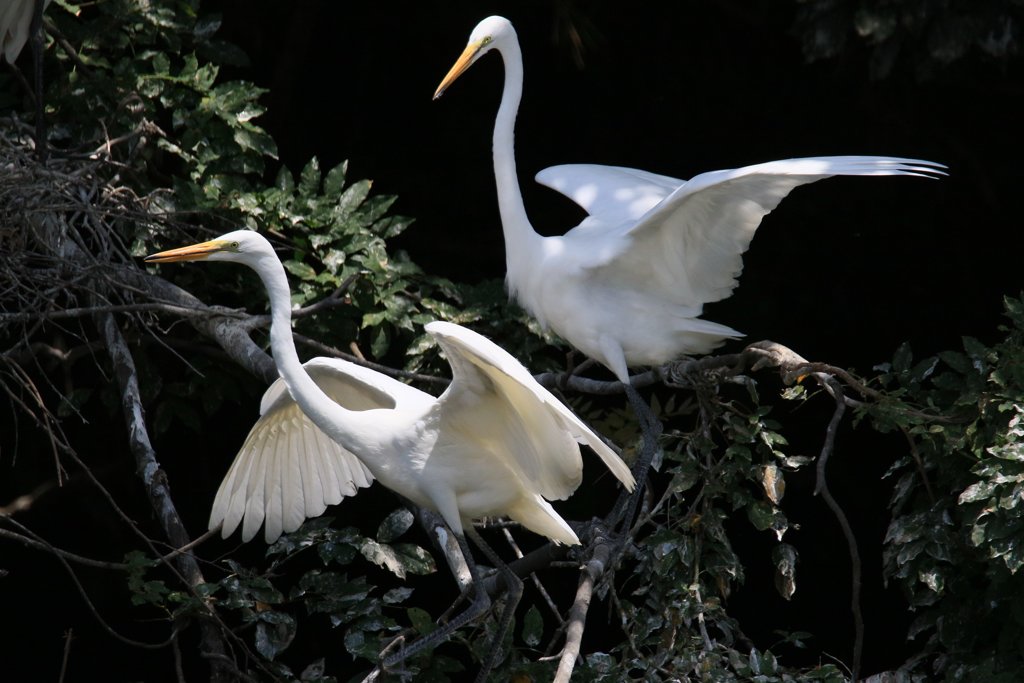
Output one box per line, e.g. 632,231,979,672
960,480,997,504
377,508,414,543
962,335,989,362
255,611,297,660
389,543,437,576
406,607,435,636
324,161,348,196
275,165,295,192
233,128,277,158
337,179,372,214
284,259,317,281
522,605,543,647
892,342,913,373
299,157,322,196
747,500,777,532
939,349,971,374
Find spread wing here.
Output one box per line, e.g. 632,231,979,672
427,321,635,500
537,156,946,306
210,357,426,543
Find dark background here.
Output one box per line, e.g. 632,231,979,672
209,0,1019,372
4,0,1022,679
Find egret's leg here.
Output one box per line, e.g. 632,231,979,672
381,530,492,670
465,526,523,683
610,382,662,533
596,337,662,530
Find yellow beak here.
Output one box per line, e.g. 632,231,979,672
145,239,230,263
434,40,484,100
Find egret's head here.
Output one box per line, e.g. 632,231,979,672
434,16,515,100
145,230,272,268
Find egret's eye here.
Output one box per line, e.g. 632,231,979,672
231,241,240,249
481,36,493,46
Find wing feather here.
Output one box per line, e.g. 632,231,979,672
428,321,635,500
281,415,306,538
538,156,946,306
298,419,324,518
240,429,268,542
209,356,431,543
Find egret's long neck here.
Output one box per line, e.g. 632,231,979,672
493,39,542,273
256,254,379,453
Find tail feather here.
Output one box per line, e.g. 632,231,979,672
507,497,581,546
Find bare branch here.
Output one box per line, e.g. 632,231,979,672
95,308,231,679
553,530,613,683
534,367,661,393
0,525,129,569
0,301,234,324
812,377,862,681
416,507,472,591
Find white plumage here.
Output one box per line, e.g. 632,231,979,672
435,16,946,383
146,231,635,544
211,359,386,543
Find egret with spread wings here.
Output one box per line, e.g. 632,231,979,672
435,16,946,385
146,230,635,675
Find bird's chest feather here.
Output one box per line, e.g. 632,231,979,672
506,247,589,329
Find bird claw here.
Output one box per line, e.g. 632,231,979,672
743,340,810,380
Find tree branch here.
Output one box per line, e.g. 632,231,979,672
120,266,277,384
95,308,231,680
553,529,613,683
0,525,129,570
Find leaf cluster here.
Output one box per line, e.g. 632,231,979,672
122,513,439,682
569,372,842,681
865,294,1024,680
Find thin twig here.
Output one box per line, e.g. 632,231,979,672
0,525,129,569
813,376,862,682
502,527,565,627
58,629,73,683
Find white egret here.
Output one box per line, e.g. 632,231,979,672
145,230,635,673
434,16,946,386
